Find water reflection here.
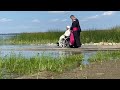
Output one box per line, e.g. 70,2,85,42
0,50,82,58
0,50,97,66
82,51,97,65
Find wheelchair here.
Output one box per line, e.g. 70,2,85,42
60,36,70,48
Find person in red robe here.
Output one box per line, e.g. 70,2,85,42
70,15,81,48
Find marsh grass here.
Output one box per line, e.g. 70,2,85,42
9,31,64,44
7,26,120,45
81,26,120,43
88,51,120,62
0,52,83,78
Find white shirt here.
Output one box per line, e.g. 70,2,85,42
64,29,70,37
58,29,70,47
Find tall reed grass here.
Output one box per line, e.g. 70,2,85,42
9,31,63,44
7,26,120,44
81,27,120,43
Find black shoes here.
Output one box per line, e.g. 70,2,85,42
56,42,59,46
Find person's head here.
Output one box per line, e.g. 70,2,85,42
70,15,76,21
66,26,70,30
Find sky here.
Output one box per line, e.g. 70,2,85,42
0,11,120,33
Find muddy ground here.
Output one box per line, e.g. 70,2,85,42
16,60,120,79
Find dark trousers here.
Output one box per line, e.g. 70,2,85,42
73,31,81,48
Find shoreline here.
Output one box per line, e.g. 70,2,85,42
0,43,120,51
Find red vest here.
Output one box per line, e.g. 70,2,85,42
73,27,78,31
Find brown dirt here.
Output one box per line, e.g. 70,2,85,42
16,60,120,79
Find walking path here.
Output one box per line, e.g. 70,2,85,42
1,45,119,51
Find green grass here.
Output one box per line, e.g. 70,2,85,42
4,26,120,45
0,52,83,79
8,31,64,44
0,50,120,78
81,27,120,43
88,51,120,62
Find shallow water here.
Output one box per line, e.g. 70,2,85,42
82,51,97,65
0,45,96,66
0,34,96,65
0,34,98,79
0,50,81,58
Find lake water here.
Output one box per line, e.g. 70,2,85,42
0,34,97,65
0,34,16,40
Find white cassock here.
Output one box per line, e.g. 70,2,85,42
59,29,70,47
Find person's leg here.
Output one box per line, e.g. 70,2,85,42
74,31,81,48
69,45,74,48
77,31,81,47
56,42,59,46
73,31,78,48
79,31,82,46
59,35,65,47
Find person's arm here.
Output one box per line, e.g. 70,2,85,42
63,31,67,36
70,21,77,30
76,19,81,31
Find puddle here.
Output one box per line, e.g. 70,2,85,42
82,51,97,65
0,34,97,66
0,35,98,65
0,50,81,58
0,45,97,66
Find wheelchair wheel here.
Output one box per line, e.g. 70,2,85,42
61,39,66,48
61,38,70,48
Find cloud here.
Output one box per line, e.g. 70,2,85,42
0,18,12,22
48,11,71,13
80,11,117,22
32,19,40,23
61,19,67,22
81,15,99,22
80,19,88,22
86,15,99,19
102,11,116,16
50,19,59,22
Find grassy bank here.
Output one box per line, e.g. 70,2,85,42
88,51,120,62
0,53,83,79
0,51,120,79
15,51,120,79
7,26,120,45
